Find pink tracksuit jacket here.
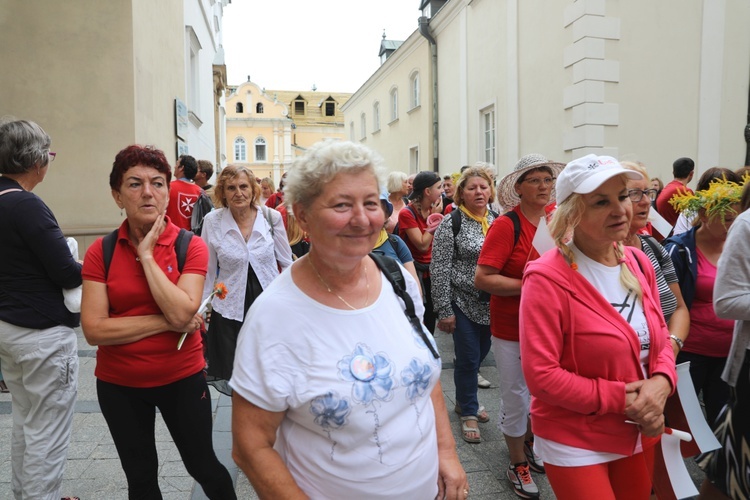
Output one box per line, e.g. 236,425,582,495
519,246,677,455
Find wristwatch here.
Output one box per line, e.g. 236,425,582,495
669,334,684,350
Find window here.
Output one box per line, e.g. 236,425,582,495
410,72,420,108
294,98,305,116
409,146,419,173
390,88,398,122
373,101,381,132
360,113,367,139
256,103,264,114
236,102,244,113
350,122,355,141
186,27,202,114
482,107,496,165
255,137,267,162
325,101,335,116
234,137,247,162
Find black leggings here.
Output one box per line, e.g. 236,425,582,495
97,371,236,500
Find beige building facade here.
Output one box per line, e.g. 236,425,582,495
1,0,229,251
344,0,750,184
225,80,351,187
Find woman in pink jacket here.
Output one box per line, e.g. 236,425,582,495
519,155,677,499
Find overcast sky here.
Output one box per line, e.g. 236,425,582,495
222,0,423,93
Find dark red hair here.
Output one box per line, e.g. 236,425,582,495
109,145,172,190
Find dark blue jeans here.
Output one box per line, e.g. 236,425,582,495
452,303,491,417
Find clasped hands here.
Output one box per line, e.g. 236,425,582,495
624,374,672,437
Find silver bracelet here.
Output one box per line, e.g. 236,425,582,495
669,334,684,350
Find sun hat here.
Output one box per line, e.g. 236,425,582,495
555,154,643,205
408,171,442,200
496,154,564,209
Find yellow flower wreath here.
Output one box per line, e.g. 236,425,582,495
669,173,749,224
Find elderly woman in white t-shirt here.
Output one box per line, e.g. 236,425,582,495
230,140,468,499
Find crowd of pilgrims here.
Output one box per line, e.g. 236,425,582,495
3,117,750,499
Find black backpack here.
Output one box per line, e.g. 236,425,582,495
101,228,192,279
190,191,214,236
369,252,439,359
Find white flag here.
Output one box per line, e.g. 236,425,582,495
649,206,673,238
532,216,555,255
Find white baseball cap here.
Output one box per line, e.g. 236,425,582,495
555,154,643,204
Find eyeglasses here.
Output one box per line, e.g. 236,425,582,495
48,152,56,162
627,189,658,202
521,177,555,187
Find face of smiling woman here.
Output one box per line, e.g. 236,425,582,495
574,175,633,254
296,170,384,264
112,165,169,226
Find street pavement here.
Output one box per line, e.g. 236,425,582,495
0,328,705,499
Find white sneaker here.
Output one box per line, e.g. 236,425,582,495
477,372,491,388
507,462,539,499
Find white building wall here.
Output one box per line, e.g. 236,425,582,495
184,0,227,163
345,0,750,184
342,32,433,174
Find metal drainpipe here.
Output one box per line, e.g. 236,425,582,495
419,16,439,173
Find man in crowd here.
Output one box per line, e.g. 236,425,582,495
166,154,203,231
195,159,214,191
655,156,695,236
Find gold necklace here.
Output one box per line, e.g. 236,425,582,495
308,257,369,310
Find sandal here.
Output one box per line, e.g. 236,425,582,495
455,403,490,424
460,415,481,443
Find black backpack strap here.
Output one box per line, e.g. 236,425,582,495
407,203,418,220
450,209,461,238
174,229,193,273
641,235,669,269
103,228,192,279
503,210,521,247
102,229,119,280
387,234,400,254
369,253,439,359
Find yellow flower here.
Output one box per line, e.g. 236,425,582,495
668,176,745,224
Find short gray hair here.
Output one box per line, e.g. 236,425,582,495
0,118,51,174
284,140,386,209
387,171,408,193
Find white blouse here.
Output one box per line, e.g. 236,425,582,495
201,206,293,321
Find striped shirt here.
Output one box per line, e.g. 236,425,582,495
638,235,678,323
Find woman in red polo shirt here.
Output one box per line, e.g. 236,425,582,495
80,145,235,499
475,154,563,499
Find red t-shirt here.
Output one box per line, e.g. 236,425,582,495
166,179,203,231
655,180,693,227
477,205,540,341
398,204,432,265
265,192,284,209
82,218,208,387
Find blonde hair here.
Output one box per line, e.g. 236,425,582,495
548,176,643,302
453,165,496,207
212,164,260,208
620,161,649,180
286,210,305,246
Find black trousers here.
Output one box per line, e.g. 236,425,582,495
97,371,236,500
676,350,730,428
